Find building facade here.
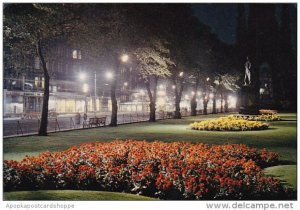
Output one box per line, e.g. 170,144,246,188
3,41,106,116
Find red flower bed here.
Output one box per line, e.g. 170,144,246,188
3,140,290,199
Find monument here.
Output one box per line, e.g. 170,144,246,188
239,57,260,115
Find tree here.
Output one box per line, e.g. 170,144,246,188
134,40,173,122
278,4,297,109
215,73,240,113
4,4,74,136
161,5,198,119
69,4,135,126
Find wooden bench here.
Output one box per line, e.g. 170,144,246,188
49,111,59,118
165,111,174,119
86,116,106,128
22,112,41,119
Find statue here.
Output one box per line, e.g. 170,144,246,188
244,56,251,85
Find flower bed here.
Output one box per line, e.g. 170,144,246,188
190,117,269,131
4,140,290,199
228,114,281,122
259,109,278,115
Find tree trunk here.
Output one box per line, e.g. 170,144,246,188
224,94,229,113
149,100,156,122
174,96,182,119
173,78,184,119
145,76,158,122
203,95,209,115
190,96,197,116
212,97,217,114
110,65,118,126
190,77,199,116
220,92,224,113
37,41,49,136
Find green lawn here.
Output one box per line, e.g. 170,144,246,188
3,113,297,199
264,165,297,189
4,113,297,162
4,190,157,201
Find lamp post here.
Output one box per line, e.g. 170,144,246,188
94,71,97,114
83,83,89,114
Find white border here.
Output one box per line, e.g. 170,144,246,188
0,1,299,210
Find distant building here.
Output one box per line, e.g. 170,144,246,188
3,40,105,116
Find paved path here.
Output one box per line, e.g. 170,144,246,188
3,112,165,137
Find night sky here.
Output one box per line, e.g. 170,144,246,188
193,4,237,44
193,3,297,47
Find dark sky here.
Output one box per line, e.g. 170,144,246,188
193,4,237,44
192,3,297,47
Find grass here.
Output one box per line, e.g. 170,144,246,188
3,113,297,199
4,113,297,162
264,165,297,189
4,190,157,201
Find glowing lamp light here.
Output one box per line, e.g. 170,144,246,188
121,54,129,63
79,72,87,81
228,95,237,108
259,88,265,94
179,72,184,77
172,85,176,89
206,77,210,82
124,82,128,86
209,93,214,99
106,71,113,79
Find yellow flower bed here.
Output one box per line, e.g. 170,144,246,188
228,114,281,122
190,117,269,131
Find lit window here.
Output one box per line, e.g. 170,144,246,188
42,77,44,88
72,50,82,59
35,77,44,88
35,77,39,87
72,50,78,59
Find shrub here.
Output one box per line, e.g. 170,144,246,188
190,117,269,131
4,140,290,200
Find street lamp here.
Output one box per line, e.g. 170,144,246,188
83,83,89,114
106,71,114,80
121,54,129,63
79,72,87,81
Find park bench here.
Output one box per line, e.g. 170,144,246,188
86,116,106,128
165,111,174,119
48,111,59,118
22,112,41,119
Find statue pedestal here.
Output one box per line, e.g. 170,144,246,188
239,85,260,115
